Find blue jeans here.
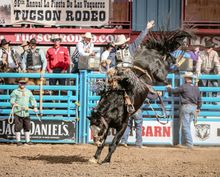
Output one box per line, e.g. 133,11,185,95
179,104,197,147
121,110,143,146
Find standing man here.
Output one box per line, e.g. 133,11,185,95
71,32,96,73
120,109,144,148
46,34,70,85
20,40,30,67
10,78,38,146
120,92,161,148
195,40,220,99
100,42,115,72
166,72,202,149
22,38,47,85
0,39,21,84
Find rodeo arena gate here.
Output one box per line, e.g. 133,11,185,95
0,71,220,146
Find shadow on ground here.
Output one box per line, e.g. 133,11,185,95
13,155,88,164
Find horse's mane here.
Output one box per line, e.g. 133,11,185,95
144,29,192,56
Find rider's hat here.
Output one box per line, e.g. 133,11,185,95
114,35,130,46
82,32,93,39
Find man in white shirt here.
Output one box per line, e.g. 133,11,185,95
71,32,96,73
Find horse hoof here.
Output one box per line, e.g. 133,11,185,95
88,157,98,164
100,161,110,165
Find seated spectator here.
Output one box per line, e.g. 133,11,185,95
22,38,47,85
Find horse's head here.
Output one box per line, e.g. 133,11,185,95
89,109,108,147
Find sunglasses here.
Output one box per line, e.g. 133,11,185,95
19,82,26,85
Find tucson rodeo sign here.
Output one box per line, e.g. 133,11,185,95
0,0,109,26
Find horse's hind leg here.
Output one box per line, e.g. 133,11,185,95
102,124,127,164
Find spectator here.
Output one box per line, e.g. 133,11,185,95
46,35,70,85
22,38,47,85
71,32,96,73
170,45,192,72
195,40,220,99
120,109,145,148
0,39,21,84
10,78,38,146
114,20,155,68
120,92,161,148
188,45,200,72
100,42,115,73
166,72,202,149
20,40,30,66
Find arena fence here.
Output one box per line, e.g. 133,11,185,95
0,72,220,145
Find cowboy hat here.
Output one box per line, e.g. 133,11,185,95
182,72,195,79
17,78,28,83
114,35,130,46
204,40,215,48
82,32,92,39
50,34,62,42
21,40,29,47
0,39,10,46
29,38,38,45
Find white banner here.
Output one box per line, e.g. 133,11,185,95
0,0,109,26
89,120,173,145
192,121,220,145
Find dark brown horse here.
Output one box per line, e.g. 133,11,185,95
88,30,191,164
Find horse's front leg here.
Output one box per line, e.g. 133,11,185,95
89,128,109,164
101,123,127,164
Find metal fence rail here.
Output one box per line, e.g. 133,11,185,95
0,72,220,145
0,73,79,143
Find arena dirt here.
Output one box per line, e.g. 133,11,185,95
0,144,219,177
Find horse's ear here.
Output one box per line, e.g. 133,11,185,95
87,116,91,120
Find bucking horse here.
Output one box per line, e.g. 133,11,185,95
88,28,192,164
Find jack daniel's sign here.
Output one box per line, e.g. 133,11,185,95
0,119,76,143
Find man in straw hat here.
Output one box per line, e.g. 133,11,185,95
71,32,96,73
166,72,201,149
46,34,70,85
195,40,220,100
113,20,155,68
10,78,38,146
22,38,47,85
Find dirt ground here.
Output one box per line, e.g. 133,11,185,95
0,144,219,177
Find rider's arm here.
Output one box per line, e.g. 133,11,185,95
129,20,155,57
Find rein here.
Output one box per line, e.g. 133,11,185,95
146,93,169,125
133,65,153,82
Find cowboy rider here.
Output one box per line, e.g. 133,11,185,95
114,20,155,68
110,20,155,113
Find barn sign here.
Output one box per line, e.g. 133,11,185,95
0,0,109,26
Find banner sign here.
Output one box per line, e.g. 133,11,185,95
88,120,173,145
0,0,109,26
0,119,76,143
0,33,122,45
192,121,220,145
